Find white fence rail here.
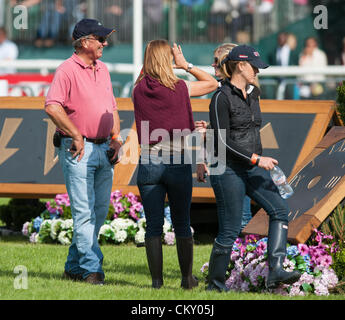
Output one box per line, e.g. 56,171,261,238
0,60,344,99
1,60,345,77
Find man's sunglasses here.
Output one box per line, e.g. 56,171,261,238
85,36,107,44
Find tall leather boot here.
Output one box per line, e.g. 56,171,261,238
266,220,301,289
206,241,232,292
145,236,163,289
176,237,199,289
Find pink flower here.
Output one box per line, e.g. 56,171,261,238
256,241,267,255
164,232,175,245
22,222,30,236
319,255,332,268
298,243,309,256
114,202,124,214
126,192,138,204
129,207,140,221
131,202,143,212
111,190,122,199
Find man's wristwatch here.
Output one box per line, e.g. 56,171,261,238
186,62,194,72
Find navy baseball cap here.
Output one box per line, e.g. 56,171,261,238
222,45,269,69
72,19,115,40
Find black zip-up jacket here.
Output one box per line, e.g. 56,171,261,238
209,78,262,167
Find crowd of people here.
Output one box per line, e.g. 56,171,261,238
3,0,313,45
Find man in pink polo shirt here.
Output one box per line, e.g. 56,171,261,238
45,19,122,285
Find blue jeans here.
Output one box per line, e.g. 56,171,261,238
58,137,114,279
210,164,289,247
137,153,193,239
241,195,252,230
37,2,63,39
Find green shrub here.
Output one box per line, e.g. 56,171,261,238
336,80,345,125
321,203,345,247
0,199,46,231
333,248,345,281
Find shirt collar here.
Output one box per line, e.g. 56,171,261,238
71,53,101,70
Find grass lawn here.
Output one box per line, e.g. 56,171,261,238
0,237,344,301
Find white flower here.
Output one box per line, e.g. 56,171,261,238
111,218,136,232
40,219,52,229
50,219,62,240
99,224,113,236
58,231,71,245
114,230,127,243
61,219,73,231
29,232,39,243
137,218,146,230
135,229,146,244
163,218,172,234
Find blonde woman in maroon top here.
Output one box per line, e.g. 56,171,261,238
133,39,217,289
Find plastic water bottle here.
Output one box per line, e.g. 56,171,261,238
270,166,294,199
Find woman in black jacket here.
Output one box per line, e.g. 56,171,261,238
204,45,301,292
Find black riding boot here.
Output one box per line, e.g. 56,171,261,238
145,236,163,289
176,237,199,289
206,241,232,292
266,220,301,289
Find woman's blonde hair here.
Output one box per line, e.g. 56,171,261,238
135,39,179,90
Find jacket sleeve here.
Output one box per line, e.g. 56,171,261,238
209,91,254,164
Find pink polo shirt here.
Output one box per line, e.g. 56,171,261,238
45,53,117,139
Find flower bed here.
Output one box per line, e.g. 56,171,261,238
22,191,178,246
201,230,340,296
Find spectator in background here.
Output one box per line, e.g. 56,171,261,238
208,0,231,43
0,0,5,27
143,0,163,40
0,27,19,75
100,0,132,42
299,37,327,81
258,0,274,13
298,37,327,98
269,32,298,67
100,0,163,43
63,0,86,40
335,36,345,65
35,0,65,47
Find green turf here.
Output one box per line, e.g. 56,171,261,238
0,239,344,300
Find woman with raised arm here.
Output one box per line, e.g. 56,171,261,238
132,39,218,289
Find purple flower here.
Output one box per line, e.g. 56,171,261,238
200,262,209,273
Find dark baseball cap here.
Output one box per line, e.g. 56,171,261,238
72,19,115,40
222,45,269,69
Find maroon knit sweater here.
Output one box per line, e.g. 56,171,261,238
133,74,195,145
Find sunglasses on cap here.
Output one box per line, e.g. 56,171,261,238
212,57,221,68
